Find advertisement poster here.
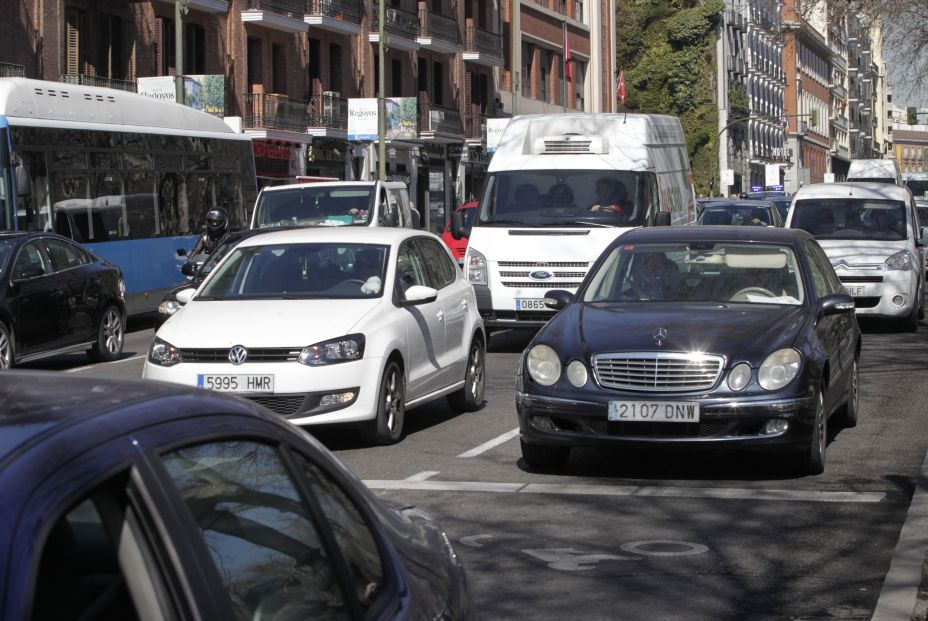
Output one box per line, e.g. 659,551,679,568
486,118,510,153
347,98,418,141
137,75,225,117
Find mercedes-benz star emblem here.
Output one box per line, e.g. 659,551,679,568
228,345,248,365
653,328,668,347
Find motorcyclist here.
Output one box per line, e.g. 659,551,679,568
189,207,231,262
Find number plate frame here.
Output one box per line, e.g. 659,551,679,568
197,374,275,393
608,400,701,423
515,298,549,311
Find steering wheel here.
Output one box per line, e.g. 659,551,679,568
730,287,777,302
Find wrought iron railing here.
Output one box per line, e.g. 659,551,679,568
59,74,138,92
309,93,348,129
464,24,502,59
243,93,310,132
372,5,419,40
463,111,486,140
419,100,463,136
418,7,459,45
245,0,304,17
305,0,362,23
0,63,25,78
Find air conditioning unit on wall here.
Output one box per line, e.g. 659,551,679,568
322,91,340,119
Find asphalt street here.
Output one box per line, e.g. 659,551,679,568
26,317,928,620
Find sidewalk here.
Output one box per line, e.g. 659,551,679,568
872,453,928,620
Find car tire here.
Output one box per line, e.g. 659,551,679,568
88,305,125,363
797,388,827,476
520,438,570,469
365,360,405,445
447,338,486,412
836,358,859,428
0,322,14,368
900,300,920,332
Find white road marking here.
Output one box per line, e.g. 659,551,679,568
405,471,439,481
457,427,520,458
619,540,709,557
362,478,886,503
523,548,641,571
64,354,145,373
459,535,493,548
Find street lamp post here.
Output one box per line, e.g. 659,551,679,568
175,0,188,104
377,0,386,181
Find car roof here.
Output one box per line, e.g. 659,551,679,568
0,230,60,241
702,200,777,209
234,226,430,247
616,225,810,246
260,181,378,193
0,371,270,465
794,182,913,200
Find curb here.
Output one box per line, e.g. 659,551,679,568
873,451,928,620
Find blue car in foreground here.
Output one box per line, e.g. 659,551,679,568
1,371,471,620
517,226,860,475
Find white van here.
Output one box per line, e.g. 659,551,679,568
846,159,903,185
250,180,419,230
452,113,696,330
786,182,926,330
904,172,928,198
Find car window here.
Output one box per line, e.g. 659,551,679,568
415,237,456,289
385,189,404,227
44,238,88,271
162,441,351,621
395,241,428,292
13,239,51,277
299,457,385,610
805,241,843,297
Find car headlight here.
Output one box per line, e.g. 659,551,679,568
727,362,752,391
158,299,182,316
526,344,561,386
757,348,801,391
148,337,182,367
566,360,588,387
885,250,914,271
299,334,365,366
465,247,488,285
117,278,126,301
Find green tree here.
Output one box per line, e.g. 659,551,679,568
908,106,919,125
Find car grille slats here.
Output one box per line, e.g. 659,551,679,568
593,352,724,392
498,261,589,268
246,395,307,416
502,281,582,288
179,347,303,363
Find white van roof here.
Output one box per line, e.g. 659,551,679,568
489,113,686,172
794,181,912,201
846,159,902,184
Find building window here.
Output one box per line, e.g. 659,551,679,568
540,50,549,101
97,13,128,79
185,23,206,75
521,43,531,98
391,59,402,95
272,43,286,93
247,37,263,88
329,44,342,94
433,61,444,106
65,7,90,76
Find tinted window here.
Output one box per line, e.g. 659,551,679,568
415,237,456,288
14,239,51,277
395,241,429,292
805,241,843,297
162,441,350,621
791,198,907,240
44,238,88,271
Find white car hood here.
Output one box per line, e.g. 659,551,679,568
470,227,634,263
157,298,383,348
816,239,908,266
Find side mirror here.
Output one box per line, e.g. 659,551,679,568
13,157,30,197
544,289,574,310
381,208,399,227
821,292,855,316
13,264,44,282
409,207,421,229
175,288,197,305
654,211,672,227
402,284,438,305
180,261,197,277
450,211,471,240
920,226,928,245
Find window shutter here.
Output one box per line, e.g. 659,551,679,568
65,8,80,75
78,11,92,76
154,18,163,75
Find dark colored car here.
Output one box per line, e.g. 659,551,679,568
157,229,274,328
696,199,785,227
0,370,472,619
441,202,478,266
517,226,860,475
746,192,792,220
0,231,125,367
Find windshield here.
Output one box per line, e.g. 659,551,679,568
906,179,928,198
698,204,772,226
583,242,804,305
791,198,908,240
198,242,389,300
253,186,374,228
477,170,651,227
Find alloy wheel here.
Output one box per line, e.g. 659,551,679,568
102,308,124,355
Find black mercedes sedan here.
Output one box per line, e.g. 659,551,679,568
0,370,472,619
517,226,860,475
0,231,125,367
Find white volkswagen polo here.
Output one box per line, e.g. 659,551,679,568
143,227,486,444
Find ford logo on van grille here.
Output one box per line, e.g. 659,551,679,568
530,270,553,280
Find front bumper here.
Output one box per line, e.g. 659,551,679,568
142,356,385,426
516,391,817,451
474,284,557,329
839,271,919,318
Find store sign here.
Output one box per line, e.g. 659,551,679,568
254,142,292,160
447,144,465,159
765,164,781,188
486,118,510,153
720,169,735,187
137,75,225,116
348,98,418,141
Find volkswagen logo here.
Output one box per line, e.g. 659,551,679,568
228,345,248,365
653,328,668,347
530,270,553,280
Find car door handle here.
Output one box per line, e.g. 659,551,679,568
436,310,445,323
460,298,468,310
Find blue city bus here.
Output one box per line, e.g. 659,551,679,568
0,78,257,315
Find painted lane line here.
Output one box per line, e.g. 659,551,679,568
64,354,146,373
871,450,928,620
405,471,439,481
363,479,886,503
457,428,520,458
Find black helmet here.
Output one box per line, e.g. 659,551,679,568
206,207,228,239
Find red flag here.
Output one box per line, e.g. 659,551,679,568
618,70,627,106
564,31,572,82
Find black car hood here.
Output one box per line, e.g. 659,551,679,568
558,302,808,364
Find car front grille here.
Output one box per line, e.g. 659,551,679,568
502,281,581,288
840,276,884,283
592,352,724,392
179,347,303,363
852,296,881,308
498,261,589,268
586,419,730,438
245,395,308,416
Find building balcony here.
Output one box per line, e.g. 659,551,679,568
831,113,848,132
370,5,421,51
463,21,503,67
1,63,25,78
187,0,230,13
418,99,464,142
830,83,847,100
306,92,348,137
463,111,486,142
59,73,137,92
242,0,309,33
243,92,311,134
304,0,362,35
831,53,847,72
417,5,461,53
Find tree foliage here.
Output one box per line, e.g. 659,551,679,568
616,0,724,195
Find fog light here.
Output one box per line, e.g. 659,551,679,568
532,416,557,431
319,391,357,407
761,419,789,434
892,294,905,307
566,360,588,387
